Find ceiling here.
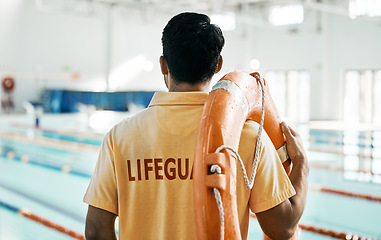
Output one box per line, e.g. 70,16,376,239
35,0,380,24
35,0,352,15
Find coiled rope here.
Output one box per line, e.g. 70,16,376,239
210,74,266,240
0,199,85,240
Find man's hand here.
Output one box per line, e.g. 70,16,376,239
281,122,308,170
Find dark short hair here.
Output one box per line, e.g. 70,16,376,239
162,12,225,84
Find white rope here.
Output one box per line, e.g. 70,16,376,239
210,165,224,240
210,75,266,239
213,188,224,240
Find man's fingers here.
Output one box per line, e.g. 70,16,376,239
281,122,298,138
288,125,298,137
281,122,293,137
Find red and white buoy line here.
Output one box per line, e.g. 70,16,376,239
3,145,381,202
0,130,100,154
309,161,381,177
249,212,380,240
249,181,381,239
309,183,381,202
10,122,105,140
0,200,85,240
0,189,379,239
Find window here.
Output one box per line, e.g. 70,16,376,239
343,69,381,123
268,4,304,26
265,70,310,123
349,0,381,18
343,69,381,184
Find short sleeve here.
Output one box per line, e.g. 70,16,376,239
249,131,296,213
83,131,118,215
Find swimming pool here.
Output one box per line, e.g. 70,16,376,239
0,114,380,239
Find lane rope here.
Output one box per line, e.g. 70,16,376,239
0,199,85,240
309,162,381,177
249,212,380,240
310,183,381,202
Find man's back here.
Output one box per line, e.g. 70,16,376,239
84,12,308,240
84,92,295,239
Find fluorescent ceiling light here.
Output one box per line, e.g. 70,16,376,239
211,13,236,31
250,59,261,71
349,0,381,18
269,4,304,26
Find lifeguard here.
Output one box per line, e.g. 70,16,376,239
83,12,309,240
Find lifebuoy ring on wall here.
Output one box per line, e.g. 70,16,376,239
193,71,294,240
2,76,15,92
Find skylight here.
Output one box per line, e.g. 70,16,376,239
349,0,381,18
268,4,304,26
210,13,236,31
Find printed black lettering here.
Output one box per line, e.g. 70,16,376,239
127,157,193,181
190,163,194,180
144,159,153,180
178,158,189,180
154,158,163,180
127,160,135,181
164,158,176,180
137,159,142,181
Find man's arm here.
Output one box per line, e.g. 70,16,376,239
85,205,117,240
255,122,309,240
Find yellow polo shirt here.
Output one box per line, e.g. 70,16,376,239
83,92,295,240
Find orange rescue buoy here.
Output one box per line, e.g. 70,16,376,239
193,71,293,240
1,76,15,92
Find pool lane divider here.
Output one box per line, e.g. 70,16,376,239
310,161,381,177
310,183,381,202
0,182,378,239
2,149,381,203
0,199,85,240
298,224,379,240
0,149,92,179
0,182,85,223
0,130,100,154
249,212,379,240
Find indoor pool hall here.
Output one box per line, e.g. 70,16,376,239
1,0,381,239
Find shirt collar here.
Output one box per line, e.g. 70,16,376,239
149,92,208,107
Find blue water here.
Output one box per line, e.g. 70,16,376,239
1,125,381,239
2,125,103,146
0,138,97,178
309,128,381,151
0,157,90,240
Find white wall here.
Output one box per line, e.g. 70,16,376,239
1,0,381,120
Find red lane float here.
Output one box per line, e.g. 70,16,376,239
20,209,85,240
0,199,84,240
193,71,293,240
313,185,381,202
250,212,379,240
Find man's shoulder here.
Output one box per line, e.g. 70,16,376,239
243,120,260,131
241,120,274,149
241,120,260,140
108,107,154,135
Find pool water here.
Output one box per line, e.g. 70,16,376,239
0,114,381,239
0,157,89,240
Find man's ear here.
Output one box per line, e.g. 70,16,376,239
160,56,169,75
215,55,223,74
